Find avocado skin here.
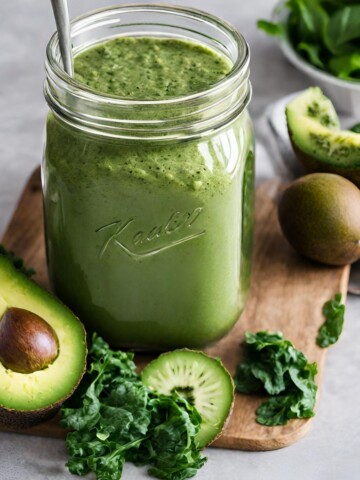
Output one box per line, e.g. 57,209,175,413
0,403,60,429
290,135,360,188
278,173,360,266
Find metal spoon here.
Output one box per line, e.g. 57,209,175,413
50,0,73,76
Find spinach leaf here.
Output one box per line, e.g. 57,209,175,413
327,6,360,51
350,122,360,133
298,42,325,68
257,0,360,81
61,335,206,480
0,244,35,277
328,52,360,79
289,0,329,45
257,20,283,36
235,331,318,426
317,293,345,348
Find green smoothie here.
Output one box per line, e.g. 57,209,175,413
44,37,254,349
74,37,231,99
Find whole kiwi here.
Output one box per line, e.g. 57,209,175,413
278,173,360,266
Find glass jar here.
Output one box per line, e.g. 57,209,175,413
43,4,254,350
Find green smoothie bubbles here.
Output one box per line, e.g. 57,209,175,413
43,5,254,349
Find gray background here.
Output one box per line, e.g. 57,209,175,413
0,1,359,479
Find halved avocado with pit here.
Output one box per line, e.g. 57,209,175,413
286,87,360,186
0,255,87,427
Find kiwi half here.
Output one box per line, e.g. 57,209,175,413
286,87,360,186
141,349,234,448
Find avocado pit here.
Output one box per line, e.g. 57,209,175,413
0,307,59,374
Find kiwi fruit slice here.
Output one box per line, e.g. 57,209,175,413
141,349,234,448
286,87,360,186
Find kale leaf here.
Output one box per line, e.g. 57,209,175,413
317,293,345,348
129,394,205,480
258,0,360,81
234,331,318,426
0,244,35,277
61,335,206,480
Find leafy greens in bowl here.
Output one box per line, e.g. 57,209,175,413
258,0,360,115
259,0,360,81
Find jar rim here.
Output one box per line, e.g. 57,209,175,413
46,3,249,107
44,3,251,140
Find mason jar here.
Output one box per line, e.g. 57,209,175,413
43,4,254,350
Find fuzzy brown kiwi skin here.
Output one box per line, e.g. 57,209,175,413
288,129,360,188
142,348,235,448
0,322,87,429
278,173,360,266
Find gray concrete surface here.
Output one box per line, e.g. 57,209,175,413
0,1,359,479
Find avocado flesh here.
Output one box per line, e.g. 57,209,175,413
0,255,86,412
286,87,360,174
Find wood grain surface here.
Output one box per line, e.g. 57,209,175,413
0,167,350,450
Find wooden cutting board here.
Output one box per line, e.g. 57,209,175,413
0,167,350,450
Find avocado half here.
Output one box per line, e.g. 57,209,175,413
0,255,87,428
286,87,360,186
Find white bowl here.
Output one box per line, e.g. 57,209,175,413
273,1,360,117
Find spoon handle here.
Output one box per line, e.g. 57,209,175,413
50,0,73,76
